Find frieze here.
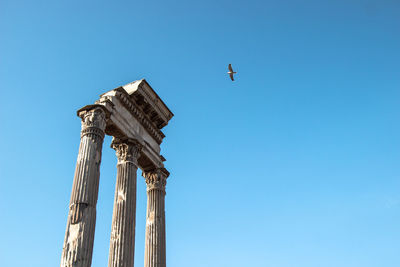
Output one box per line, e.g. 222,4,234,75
114,89,165,144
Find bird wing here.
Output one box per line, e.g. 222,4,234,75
228,64,233,72
229,73,234,81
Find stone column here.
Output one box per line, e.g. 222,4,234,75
108,138,142,267
143,168,169,267
61,106,107,267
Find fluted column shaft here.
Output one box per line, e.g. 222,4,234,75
61,106,107,267
143,168,169,267
108,138,142,267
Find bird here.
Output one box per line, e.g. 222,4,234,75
227,64,237,81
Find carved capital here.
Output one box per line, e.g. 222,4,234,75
78,106,107,139
111,138,142,165
142,168,169,192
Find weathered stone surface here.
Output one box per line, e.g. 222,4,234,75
143,168,169,267
61,80,173,267
61,106,107,267
108,138,142,267
96,79,173,171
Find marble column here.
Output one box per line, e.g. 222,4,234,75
143,168,169,267
61,106,107,267
108,138,142,267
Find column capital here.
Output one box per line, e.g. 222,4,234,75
77,104,110,119
77,105,108,139
111,138,142,165
142,168,169,192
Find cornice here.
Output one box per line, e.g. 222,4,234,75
137,80,174,123
114,88,165,145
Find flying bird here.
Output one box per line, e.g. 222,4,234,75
227,64,237,81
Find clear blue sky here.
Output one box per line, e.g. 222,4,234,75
0,0,399,266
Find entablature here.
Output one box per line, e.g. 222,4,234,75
90,79,173,172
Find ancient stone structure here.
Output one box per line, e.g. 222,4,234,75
61,79,173,267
